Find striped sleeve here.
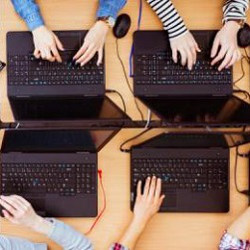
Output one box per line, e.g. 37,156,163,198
146,0,188,40
223,0,249,23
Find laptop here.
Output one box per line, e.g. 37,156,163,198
7,30,104,96
131,133,233,212
7,31,131,127
133,30,232,96
0,128,119,217
139,95,250,127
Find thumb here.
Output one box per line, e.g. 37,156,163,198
54,35,64,51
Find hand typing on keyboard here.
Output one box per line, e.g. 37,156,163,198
114,177,164,249
170,31,201,71
73,21,109,66
211,21,242,71
32,26,64,63
0,195,52,234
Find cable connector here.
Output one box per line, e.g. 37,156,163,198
98,169,103,179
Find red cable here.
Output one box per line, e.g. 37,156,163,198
85,169,106,235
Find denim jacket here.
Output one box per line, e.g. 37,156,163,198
11,0,127,30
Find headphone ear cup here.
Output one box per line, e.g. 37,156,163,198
237,23,250,48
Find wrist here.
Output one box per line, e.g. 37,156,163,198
224,20,241,31
32,25,45,35
130,216,148,233
31,216,53,235
96,20,109,32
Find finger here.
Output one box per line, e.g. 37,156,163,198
10,195,29,210
0,198,16,215
226,51,239,69
172,47,178,63
191,45,197,64
211,47,227,66
40,49,47,60
218,49,234,71
143,177,151,197
148,176,157,199
73,42,89,60
45,48,55,62
136,181,142,198
179,49,187,67
80,50,96,66
54,35,64,51
2,210,15,222
33,49,40,59
157,195,165,208
211,36,220,58
185,47,194,70
12,195,30,207
51,45,62,63
0,196,24,211
76,45,96,64
195,42,201,52
154,178,162,203
97,47,103,66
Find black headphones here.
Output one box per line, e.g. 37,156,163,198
237,23,250,48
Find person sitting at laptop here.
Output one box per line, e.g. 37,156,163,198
146,0,249,71
110,176,165,249
0,195,93,249
219,206,250,249
11,0,126,66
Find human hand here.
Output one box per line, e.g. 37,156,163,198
0,195,40,227
133,176,165,227
170,31,201,70
0,195,53,235
32,25,64,63
211,21,242,71
73,21,109,66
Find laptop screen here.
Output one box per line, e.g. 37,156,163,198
1,129,118,153
10,96,129,121
141,96,250,126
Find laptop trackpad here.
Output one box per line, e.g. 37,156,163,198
162,191,177,208
26,198,45,216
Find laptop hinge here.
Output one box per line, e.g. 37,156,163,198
76,152,90,154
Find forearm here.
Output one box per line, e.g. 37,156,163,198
97,0,127,20
146,0,188,39
10,0,44,30
227,207,250,240
223,0,249,23
113,218,146,250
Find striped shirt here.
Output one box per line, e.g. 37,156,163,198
146,0,249,40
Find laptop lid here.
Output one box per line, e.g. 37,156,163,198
140,95,250,127
133,132,235,150
9,96,130,122
1,128,119,153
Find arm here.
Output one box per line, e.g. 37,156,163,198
146,0,200,70
73,0,127,66
110,176,165,250
97,0,127,20
210,0,249,71
219,207,250,249
223,0,249,23
0,195,93,250
10,0,44,31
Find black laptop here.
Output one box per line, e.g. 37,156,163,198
140,95,250,127
133,30,232,96
7,30,104,96
131,133,232,212
0,128,119,217
7,31,131,126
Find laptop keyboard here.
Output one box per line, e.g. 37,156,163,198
134,52,231,85
1,163,96,196
132,158,228,192
8,54,104,86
